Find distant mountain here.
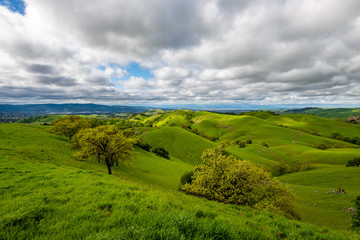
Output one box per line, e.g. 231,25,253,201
0,104,158,122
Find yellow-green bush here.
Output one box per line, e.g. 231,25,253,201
180,146,298,219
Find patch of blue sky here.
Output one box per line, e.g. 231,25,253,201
109,62,153,80
96,65,106,71
98,62,153,79
0,0,26,15
97,62,153,88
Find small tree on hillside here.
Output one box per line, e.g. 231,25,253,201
180,144,298,219
73,125,136,175
50,115,90,139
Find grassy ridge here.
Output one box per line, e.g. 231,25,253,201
192,112,360,165
265,114,360,138
283,108,360,119
141,127,214,164
193,112,354,147
2,124,357,239
135,110,360,230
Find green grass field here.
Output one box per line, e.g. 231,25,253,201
2,124,357,239
278,164,360,230
2,109,360,239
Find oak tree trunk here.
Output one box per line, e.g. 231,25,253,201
105,159,112,175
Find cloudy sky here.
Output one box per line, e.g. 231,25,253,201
0,0,360,107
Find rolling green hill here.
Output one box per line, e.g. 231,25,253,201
264,113,360,138
2,124,357,239
141,126,214,164
131,110,360,230
282,107,360,119
191,111,360,165
278,164,360,229
2,108,360,238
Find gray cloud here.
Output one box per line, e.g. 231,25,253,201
37,76,77,87
27,64,55,74
0,0,360,105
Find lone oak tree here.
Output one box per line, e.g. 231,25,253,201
50,115,91,139
73,125,136,175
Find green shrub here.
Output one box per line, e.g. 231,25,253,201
313,142,328,150
331,132,360,145
192,129,219,142
137,142,152,152
301,162,315,171
272,162,289,176
346,158,360,167
332,143,341,148
289,161,302,172
331,132,342,140
272,162,315,176
151,147,170,159
180,170,194,185
238,141,246,148
180,146,298,219
233,139,246,148
259,141,269,147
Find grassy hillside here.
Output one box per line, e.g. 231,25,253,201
192,111,360,165
282,108,360,119
154,110,193,127
141,126,214,164
264,113,360,138
3,109,360,237
130,110,360,230
278,164,360,230
2,124,358,239
17,114,65,124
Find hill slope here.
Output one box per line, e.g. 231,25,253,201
282,107,360,119
141,126,214,164
130,110,360,230
192,111,360,165
2,124,358,239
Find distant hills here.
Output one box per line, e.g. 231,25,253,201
282,107,360,119
0,104,157,122
1,103,360,123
